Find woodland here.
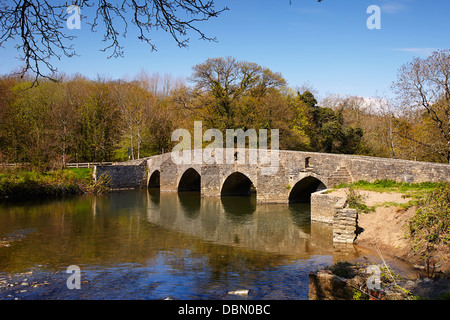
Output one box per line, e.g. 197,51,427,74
0,52,449,168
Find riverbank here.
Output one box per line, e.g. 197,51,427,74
316,184,450,300
328,182,449,273
0,168,108,199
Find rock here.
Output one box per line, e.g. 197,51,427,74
228,289,249,296
308,271,354,300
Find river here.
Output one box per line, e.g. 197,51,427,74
0,189,374,300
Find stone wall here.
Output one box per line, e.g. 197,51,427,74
280,150,450,186
333,207,358,244
310,189,359,243
310,189,343,223
95,164,147,189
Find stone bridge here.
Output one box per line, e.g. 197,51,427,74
96,148,450,204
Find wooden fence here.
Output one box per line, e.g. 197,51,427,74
65,162,113,168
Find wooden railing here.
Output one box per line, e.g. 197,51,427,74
1,161,138,169
65,162,113,168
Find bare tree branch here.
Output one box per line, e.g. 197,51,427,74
393,50,450,163
0,0,228,82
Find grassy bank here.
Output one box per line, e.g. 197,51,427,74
334,179,446,212
334,179,443,196
0,167,103,199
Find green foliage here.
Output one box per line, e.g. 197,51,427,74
1,54,449,166
300,92,365,154
352,288,366,300
345,186,373,213
335,179,443,194
408,183,450,253
0,168,92,198
87,172,111,195
66,168,94,183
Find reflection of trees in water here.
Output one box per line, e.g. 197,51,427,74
288,203,311,229
0,189,348,283
221,195,256,224
178,191,201,219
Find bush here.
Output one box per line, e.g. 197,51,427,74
346,187,373,213
87,172,111,195
408,183,450,254
0,168,94,199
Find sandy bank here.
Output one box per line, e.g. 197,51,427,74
327,188,449,273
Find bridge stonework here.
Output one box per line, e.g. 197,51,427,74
95,149,450,205
95,149,449,244
142,149,450,204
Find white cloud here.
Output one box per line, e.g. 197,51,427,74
380,0,412,14
394,48,438,56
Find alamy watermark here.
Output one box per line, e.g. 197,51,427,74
366,265,381,290
171,121,280,175
64,4,380,32
367,5,381,30
66,5,81,30
65,4,380,31
66,265,81,290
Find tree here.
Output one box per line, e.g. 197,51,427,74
0,76,22,162
0,0,228,81
76,81,121,162
393,50,450,163
113,81,155,160
300,91,364,154
190,57,286,129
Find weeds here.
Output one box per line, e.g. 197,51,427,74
87,172,111,195
345,187,374,213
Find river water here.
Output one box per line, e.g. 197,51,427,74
0,189,374,300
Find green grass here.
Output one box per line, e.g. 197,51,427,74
337,180,448,213
379,201,419,209
64,168,93,182
334,179,445,200
0,167,95,199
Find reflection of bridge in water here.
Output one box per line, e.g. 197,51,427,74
146,190,337,258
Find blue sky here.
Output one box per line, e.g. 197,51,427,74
1,0,449,100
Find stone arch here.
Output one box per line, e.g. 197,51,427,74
221,171,256,197
178,168,201,192
148,170,160,188
289,176,326,203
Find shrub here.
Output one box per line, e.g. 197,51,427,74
346,187,373,213
408,183,450,254
0,168,94,199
